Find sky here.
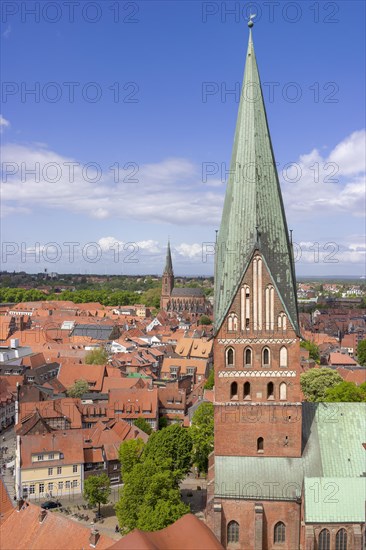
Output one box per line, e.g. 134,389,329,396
1,0,365,277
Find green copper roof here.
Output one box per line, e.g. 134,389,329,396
214,28,298,333
164,240,173,275
214,403,366,523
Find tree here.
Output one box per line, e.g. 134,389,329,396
199,315,212,326
115,459,189,534
300,368,343,402
357,340,366,366
85,348,108,365
143,424,193,479
158,417,168,429
133,418,152,435
83,473,111,516
118,438,145,477
324,381,366,402
66,379,89,398
190,402,214,473
204,368,214,390
300,340,320,363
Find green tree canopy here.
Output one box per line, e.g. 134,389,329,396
204,369,214,390
190,402,214,473
118,438,145,478
133,418,152,435
85,348,108,365
357,340,366,366
143,424,193,480
324,381,366,402
199,315,212,326
300,368,343,402
83,473,111,516
300,340,320,363
66,379,89,398
115,458,189,534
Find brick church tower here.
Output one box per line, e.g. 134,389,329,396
207,20,303,549
160,240,174,310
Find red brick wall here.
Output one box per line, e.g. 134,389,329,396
214,252,302,457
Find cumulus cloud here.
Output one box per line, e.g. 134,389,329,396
0,115,10,132
0,145,223,225
176,243,203,258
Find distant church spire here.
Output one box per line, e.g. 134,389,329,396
214,20,299,334
164,240,174,275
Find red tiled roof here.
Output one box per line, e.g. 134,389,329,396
20,431,84,469
0,501,113,549
329,352,357,366
57,362,106,392
108,514,224,549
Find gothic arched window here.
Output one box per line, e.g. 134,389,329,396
318,529,330,550
227,521,239,544
280,346,288,368
262,347,270,366
228,313,238,332
244,347,252,366
274,522,286,543
279,382,287,400
244,381,251,399
226,347,234,367
335,529,347,550
267,382,274,399
257,437,264,452
230,382,238,400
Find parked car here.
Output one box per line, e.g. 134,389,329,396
41,500,62,510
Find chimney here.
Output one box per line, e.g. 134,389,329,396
89,527,100,547
39,509,47,523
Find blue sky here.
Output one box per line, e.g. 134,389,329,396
1,0,365,277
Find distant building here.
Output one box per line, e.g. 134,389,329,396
160,241,209,317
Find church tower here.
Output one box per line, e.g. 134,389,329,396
207,20,303,549
160,240,174,310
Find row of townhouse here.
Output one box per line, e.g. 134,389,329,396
17,419,149,500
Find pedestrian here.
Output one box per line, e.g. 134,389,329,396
115,525,119,533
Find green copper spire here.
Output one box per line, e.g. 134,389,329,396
214,23,299,334
164,240,174,275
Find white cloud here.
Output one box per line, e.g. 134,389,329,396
176,243,203,258
0,144,223,225
282,130,366,219
0,115,10,132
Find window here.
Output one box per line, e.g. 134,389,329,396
278,313,287,331
49,453,54,460
113,464,118,470
72,480,78,488
280,382,287,400
257,437,264,452
57,466,62,475
227,521,239,544
37,454,43,461
318,529,330,550
335,529,347,550
58,482,63,490
267,382,274,399
262,347,270,366
226,347,234,367
230,382,238,400
228,313,238,332
48,483,53,491
73,465,78,473
65,481,71,489
243,382,251,399
39,483,45,493
279,347,288,368
48,468,53,476
274,521,286,543
29,484,35,495
244,348,252,366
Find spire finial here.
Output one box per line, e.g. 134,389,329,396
248,12,256,28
